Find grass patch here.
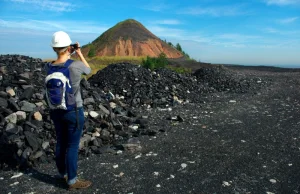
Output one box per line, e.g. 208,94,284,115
88,56,144,64
167,66,192,74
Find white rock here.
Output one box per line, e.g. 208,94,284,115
266,192,275,194
269,179,277,184
89,111,99,118
181,163,187,169
117,150,123,155
42,142,50,150
6,88,15,96
156,184,161,188
129,125,139,131
113,164,119,169
16,111,26,121
11,172,23,179
92,131,100,137
135,154,142,159
0,177,3,180
229,100,236,103
170,175,175,179
10,182,19,186
241,140,246,143
154,172,159,176
222,181,231,187
109,102,117,109
33,111,42,121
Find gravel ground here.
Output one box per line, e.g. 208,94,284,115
1,68,300,194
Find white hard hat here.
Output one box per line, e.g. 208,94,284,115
50,31,72,48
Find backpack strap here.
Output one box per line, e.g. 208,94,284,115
63,59,74,68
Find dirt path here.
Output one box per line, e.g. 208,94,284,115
1,70,300,194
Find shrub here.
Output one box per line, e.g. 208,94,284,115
142,52,168,70
88,45,96,58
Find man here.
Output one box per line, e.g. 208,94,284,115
46,31,92,190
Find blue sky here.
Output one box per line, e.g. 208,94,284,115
0,0,300,67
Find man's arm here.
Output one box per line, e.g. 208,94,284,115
74,42,90,69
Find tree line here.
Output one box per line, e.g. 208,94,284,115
163,40,190,59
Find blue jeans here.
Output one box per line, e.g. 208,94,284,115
50,107,84,185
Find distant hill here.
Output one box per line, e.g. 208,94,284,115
81,19,183,58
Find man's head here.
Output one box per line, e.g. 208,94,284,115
51,31,72,56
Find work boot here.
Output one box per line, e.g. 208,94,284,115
68,179,92,190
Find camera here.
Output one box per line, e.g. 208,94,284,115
70,44,79,50
70,44,80,54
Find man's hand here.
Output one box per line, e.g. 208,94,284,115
73,41,90,68
74,42,82,55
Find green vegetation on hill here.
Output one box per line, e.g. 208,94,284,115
87,44,96,57
141,52,192,74
164,40,191,59
141,53,168,70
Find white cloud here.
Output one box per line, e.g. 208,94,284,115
150,19,182,25
263,27,300,35
264,27,278,33
177,5,250,17
9,0,76,12
265,0,300,5
0,18,108,34
141,3,171,12
217,33,261,41
147,25,185,38
278,17,298,24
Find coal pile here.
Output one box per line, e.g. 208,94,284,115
88,63,266,107
89,63,207,107
193,65,265,93
0,55,148,169
0,55,267,169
